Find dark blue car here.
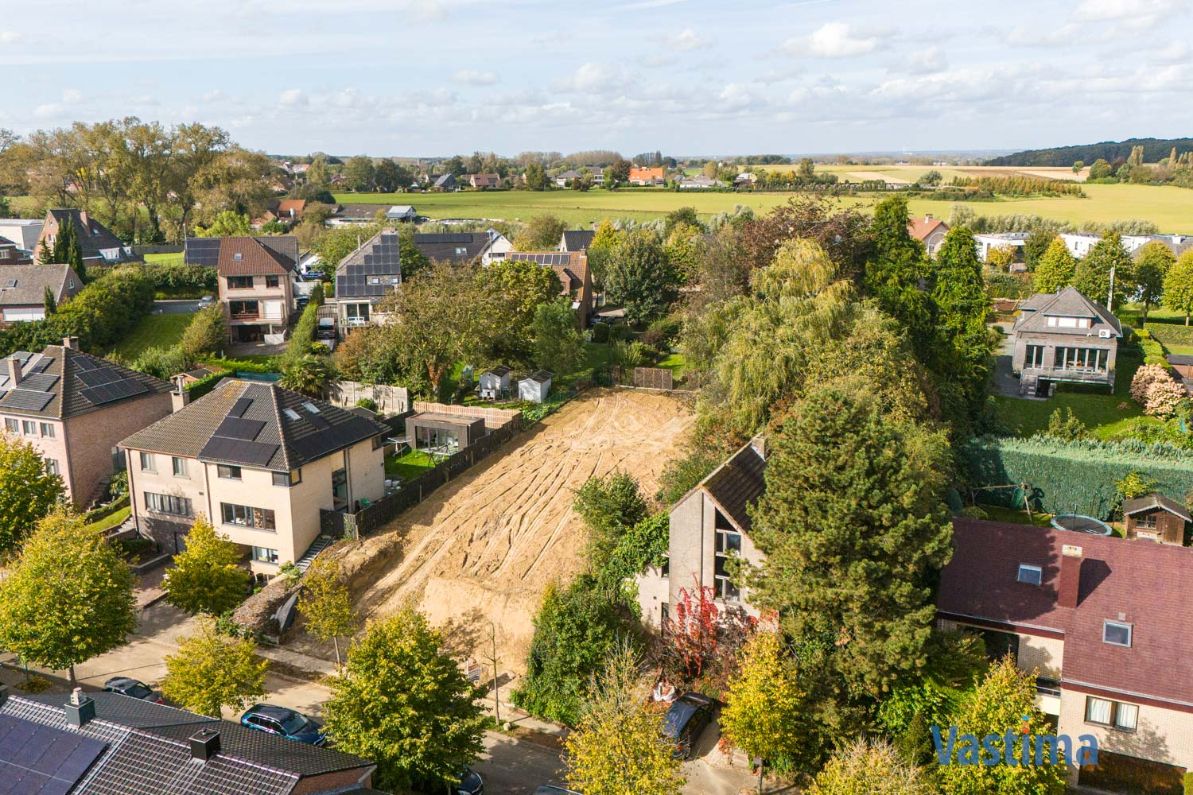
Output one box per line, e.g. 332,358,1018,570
240,704,326,746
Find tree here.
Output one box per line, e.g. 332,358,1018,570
513,576,629,726
1032,237,1077,294
564,645,685,795
1041,407,1088,441
1088,158,1113,180
931,227,995,428
523,161,548,191
162,616,268,717
51,216,86,282
920,169,943,186
301,555,357,669
0,510,135,684
43,286,57,315
1134,241,1176,323
514,214,567,250
343,156,376,192
179,305,226,359
397,224,429,279
864,195,934,357
163,516,251,615
604,229,682,325
721,631,810,784
323,608,487,792
532,297,585,375
1164,250,1193,324
480,257,562,362
0,432,64,553
1022,229,1056,271
985,245,1016,271
279,353,334,396
937,657,1068,795
572,471,648,570
749,387,951,746
663,206,702,237
809,738,935,795
194,210,251,238
1072,159,1085,174
1074,232,1133,310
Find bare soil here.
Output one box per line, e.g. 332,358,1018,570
341,388,695,672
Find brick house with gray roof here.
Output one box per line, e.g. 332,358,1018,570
1011,287,1122,396
36,209,133,266
0,263,82,323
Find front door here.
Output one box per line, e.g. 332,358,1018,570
332,468,348,511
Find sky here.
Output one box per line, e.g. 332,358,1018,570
0,0,1190,158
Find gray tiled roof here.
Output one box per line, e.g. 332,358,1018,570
119,379,388,472
1012,287,1122,337
0,263,82,306
334,231,402,300
411,232,494,263
0,344,171,419
1123,492,1192,523
560,230,595,251
46,209,127,262
700,442,766,533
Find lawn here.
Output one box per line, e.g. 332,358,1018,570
656,352,686,376
85,505,131,534
385,448,438,481
109,312,191,360
335,181,1193,230
143,251,184,266
974,504,1054,528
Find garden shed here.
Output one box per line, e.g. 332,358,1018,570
405,412,485,456
479,365,511,400
1123,493,1191,546
518,370,553,404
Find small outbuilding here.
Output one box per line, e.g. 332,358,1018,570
518,370,553,404
405,412,485,456
1123,493,1191,546
478,365,512,400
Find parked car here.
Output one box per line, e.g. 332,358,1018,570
103,677,164,704
455,769,484,795
198,295,214,307
662,692,714,760
239,704,326,746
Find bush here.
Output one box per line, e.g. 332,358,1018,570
1131,364,1172,404
642,315,681,347
180,306,226,360
573,471,648,570
286,302,320,362
609,323,634,342
355,398,377,412
185,368,234,400
132,345,190,380
142,262,217,296
1131,364,1185,417
590,322,610,344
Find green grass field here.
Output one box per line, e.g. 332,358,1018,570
335,180,1193,230
110,312,190,360
385,448,438,481
143,252,184,266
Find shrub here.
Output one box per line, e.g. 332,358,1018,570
573,471,648,571
590,322,610,344
286,302,320,362
132,345,190,380
1145,378,1186,418
180,306,227,359
355,398,378,412
642,315,681,348
1130,364,1172,405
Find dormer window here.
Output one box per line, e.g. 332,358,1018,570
1103,620,1132,647
1017,564,1042,586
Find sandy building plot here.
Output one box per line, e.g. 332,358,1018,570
345,388,695,670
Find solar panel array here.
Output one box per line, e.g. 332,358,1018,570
199,391,280,468
184,237,221,267
0,715,107,795
214,416,266,440
74,359,150,407
509,252,572,265
414,233,477,244
3,389,54,412
336,232,402,298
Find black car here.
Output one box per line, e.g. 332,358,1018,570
662,692,714,760
455,768,484,795
103,677,164,704
240,704,326,745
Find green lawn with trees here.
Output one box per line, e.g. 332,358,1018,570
109,312,192,360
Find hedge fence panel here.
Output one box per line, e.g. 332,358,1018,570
962,435,1193,519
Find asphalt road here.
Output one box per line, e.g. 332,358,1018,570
474,732,568,794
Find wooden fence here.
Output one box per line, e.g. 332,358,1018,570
327,381,410,414
631,367,674,390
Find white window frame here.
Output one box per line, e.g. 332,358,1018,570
172,457,187,477
139,452,155,472
1017,564,1043,586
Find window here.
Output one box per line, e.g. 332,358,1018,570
1055,346,1108,373
217,464,242,479
265,275,279,288
1024,344,1045,369
714,527,741,601
1133,512,1158,529
144,492,192,517
302,401,320,414
1085,696,1138,732
139,452,155,472
228,275,253,289
1017,564,1043,585
4,418,16,433
272,469,301,487
45,459,59,476
22,420,35,436
229,300,259,317
39,423,53,438
1103,620,1132,647
454,246,468,256
252,546,279,564
172,457,187,477
221,502,275,531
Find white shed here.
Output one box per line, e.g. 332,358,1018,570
479,365,512,400
518,370,553,404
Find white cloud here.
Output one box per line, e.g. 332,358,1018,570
32,103,64,120
279,88,307,107
453,68,498,86
554,62,629,93
904,46,946,75
667,28,710,51
0,31,20,44
786,22,879,58
718,83,759,111
1073,0,1183,28
61,88,83,104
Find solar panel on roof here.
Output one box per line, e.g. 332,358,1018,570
2,389,54,411
29,357,52,374
230,397,253,418
77,367,120,388
19,373,59,392
185,237,222,267
305,413,330,431
199,436,278,467
215,416,266,440
79,378,148,406
0,715,107,795
72,356,97,372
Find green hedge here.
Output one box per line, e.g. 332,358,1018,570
1135,329,1169,368
962,436,1193,518
185,368,234,400
1147,322,1193,347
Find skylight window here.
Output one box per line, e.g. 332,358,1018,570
233,252,243,261
283,408,300,420
302,401,320,414
1103,620,1132,648
1017,564,1042,586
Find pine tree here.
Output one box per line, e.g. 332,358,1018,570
43,286,57,315
864,195,935,357
931,227,995,428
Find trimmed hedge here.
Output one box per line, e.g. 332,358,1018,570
962,435,1193,519
1148,322,1193,348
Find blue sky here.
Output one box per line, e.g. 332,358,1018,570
1,0,1189,157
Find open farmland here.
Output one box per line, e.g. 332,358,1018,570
341,388,695,672
336,178,1193,230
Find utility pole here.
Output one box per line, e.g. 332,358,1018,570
485,621,501,726
1108,264,1116,312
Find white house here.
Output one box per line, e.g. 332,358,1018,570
517,370,552,403
0,219,44,252
478,366,512,400
386,205,417,222
975,232,1029,263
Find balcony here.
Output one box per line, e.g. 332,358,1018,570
230,312,261,321
1023,366,1112,385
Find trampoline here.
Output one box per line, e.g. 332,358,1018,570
1050,514,1114,536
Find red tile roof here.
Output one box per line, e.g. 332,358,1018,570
276,199,305,217
939,518,1193,709
216,237,295,276
629,166,665,182
907,215,947,242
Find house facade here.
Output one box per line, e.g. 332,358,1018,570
209,237,298,342
636,438,768,629
505,251,593,328
0,264,82,323
36,209,132,266
974,232,1029,263
0,218,44,251
331,230,402,328
907,215,949,257
628,166,665,186
0,340,172,508
120,379,388,574
1011,287,1122,395
938,518,1193,791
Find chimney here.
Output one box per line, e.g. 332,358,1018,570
924,213,934,221
7,357,21,387
64,688,96,728
62,336,78,350
749,434,768,461
189,728,221,761
1058,544,1083,609
171,375,191,413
